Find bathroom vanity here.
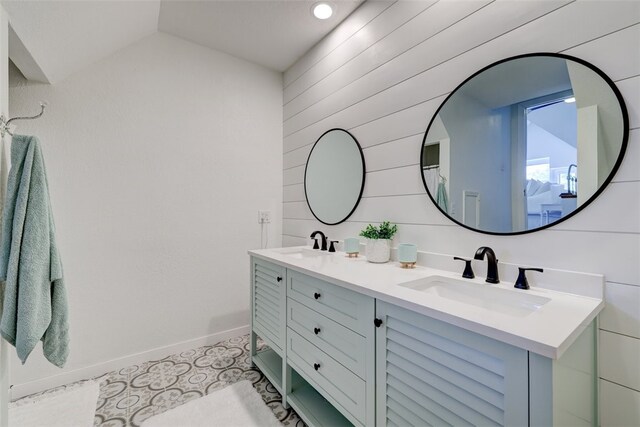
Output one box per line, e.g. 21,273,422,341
248,247,603,427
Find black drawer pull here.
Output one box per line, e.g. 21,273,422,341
374,318,383,328
276,276,282,282
314,292,321,300
314,363,320,371
314,327,321,335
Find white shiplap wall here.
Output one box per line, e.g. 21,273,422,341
282,1,640,424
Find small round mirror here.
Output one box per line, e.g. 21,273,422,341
305,129,365,225
421,53,629,235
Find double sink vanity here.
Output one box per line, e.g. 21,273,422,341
250,51,629,426
248,245,603,427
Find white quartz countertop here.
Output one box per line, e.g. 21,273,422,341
249,246,604,359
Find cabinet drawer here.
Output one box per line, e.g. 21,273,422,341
288,298,366,378
287,270,374,336
252,258,285,353
287,328,367,425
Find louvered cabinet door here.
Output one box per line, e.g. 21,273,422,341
252,258,286,355
375,301,529,427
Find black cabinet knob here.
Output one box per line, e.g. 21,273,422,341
276,276,282,282
314,327,321,335
374,318,383,328
314,363,320,371
314,292,321,300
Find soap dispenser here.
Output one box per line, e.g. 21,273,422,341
514,267,544,290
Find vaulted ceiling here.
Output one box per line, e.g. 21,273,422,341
2,0,362,84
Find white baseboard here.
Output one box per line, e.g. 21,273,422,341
10,325,250,400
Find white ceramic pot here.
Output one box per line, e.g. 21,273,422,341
365,239,391,263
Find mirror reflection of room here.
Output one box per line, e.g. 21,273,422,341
422,55,626,234
525,94,577,229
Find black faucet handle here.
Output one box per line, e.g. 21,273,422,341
329,240,339,253
312,238,320,250
514,267,544,290
453,257,475,279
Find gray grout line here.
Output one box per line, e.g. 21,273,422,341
282,176,640,187
283,92,446,154
283,164,304,171
560,21,640,53
616,73,640,83
282,1,575,138
282,15,640,152
283,0,456,113
361,132,424,149
285,161,421,177
599,328,640,341
283,131,423,166
599,378,640,394
546,228,640,235
283,0,495,116
604,280,640,288
283,1,397,92
283,217,640,235
284,69,637,154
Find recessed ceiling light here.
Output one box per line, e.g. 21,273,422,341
312,2,333,20
564,97,576,103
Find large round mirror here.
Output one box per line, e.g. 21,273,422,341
421,53,628,235
305,129,365,225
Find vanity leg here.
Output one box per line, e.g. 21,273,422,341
249,330,257,367
282,362,291,409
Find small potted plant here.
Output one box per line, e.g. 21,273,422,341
359,221,398,263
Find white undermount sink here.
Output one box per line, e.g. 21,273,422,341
399,275,551,317
273,247,330,259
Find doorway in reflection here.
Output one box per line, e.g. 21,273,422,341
524,95,578,229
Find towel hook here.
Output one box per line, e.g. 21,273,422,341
0,102,48,137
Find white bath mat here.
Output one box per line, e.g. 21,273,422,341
9,379,100,427
141,380,283,427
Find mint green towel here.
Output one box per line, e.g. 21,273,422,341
0,135,68,367
436,181,449,214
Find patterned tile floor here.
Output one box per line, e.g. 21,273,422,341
19,334,304,427
93,334,304,426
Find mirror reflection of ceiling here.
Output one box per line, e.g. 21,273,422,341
421,54,628,235
459,56,571,109
527,102,577,148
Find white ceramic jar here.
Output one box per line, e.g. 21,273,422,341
365,239,391,263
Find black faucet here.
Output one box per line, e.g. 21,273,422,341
310,231,328,251
474,246,499,284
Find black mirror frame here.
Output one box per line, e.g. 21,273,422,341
304,128,366,226
420,52,630,236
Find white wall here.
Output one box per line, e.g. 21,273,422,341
8,32,283,394
282,1,640,424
